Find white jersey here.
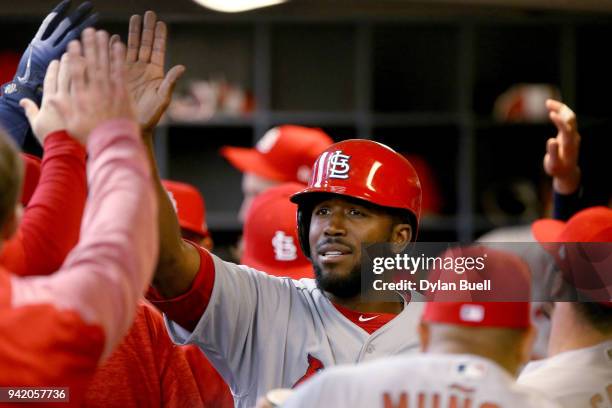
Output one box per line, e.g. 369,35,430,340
283,353,562,408
518,340,612,408
165,253,423,408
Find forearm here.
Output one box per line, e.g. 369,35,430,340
142,131,200,297
6,130,87,276
10,119,158,359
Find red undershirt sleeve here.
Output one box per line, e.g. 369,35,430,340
0,130,86,276
147,241,215,332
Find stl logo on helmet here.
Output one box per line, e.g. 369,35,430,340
272,231,298,261
327,150,351,179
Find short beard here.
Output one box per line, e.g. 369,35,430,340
314,262,362,299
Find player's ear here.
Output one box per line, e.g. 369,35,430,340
418,322,430,352
391,223,411,253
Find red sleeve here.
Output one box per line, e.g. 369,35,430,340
0,270,104,406
0,131,87,276
147,241,215,332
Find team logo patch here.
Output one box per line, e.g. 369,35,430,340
293,354,325,388
3,83,17,95
256,127,281,153
328,150,351,179
459,304,485,323
272,231,298,261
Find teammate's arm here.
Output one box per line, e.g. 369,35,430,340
543,99,584,220
3,30,157,393
113,11,197,298
0,53,87,276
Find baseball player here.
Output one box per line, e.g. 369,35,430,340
0,28,158,404
517,206,612,408
241,182,313,279
147,137,425,407
163,179,214,250
221,125,333,222
271,247,561,408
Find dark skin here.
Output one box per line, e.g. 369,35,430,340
309,197,411,314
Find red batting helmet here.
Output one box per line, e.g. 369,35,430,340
290,139,422,257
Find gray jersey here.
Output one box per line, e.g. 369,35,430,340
165,253,423,408
283,353,562,408
518,340,612,408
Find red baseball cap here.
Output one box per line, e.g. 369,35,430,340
20,153,41,206
423,246,532,329
532,206,612,306
241,182,313,279
221,125,333,184
162,180,209,238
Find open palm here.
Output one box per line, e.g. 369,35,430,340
116,11,185,132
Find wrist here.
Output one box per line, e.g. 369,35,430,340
553,167,581,195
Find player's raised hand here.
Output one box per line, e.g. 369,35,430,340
543,99,581,194
48,28,136,145
112,10,185,133
19,52,73,145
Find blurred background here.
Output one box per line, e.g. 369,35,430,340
2,0,611,251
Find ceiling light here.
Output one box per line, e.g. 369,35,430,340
192,0,288,13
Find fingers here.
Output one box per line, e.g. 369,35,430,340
43,59,60,95
150,21,167,67
39,0,70,40
549,111,572,136
81,28,98,84
67,1,94,28
546,138,560,167
127,14,142,62
158,65,186,99
138,11,157,63
109,34,121,53
19,99,40,123
110,41,128,91
67,40,85,95
546,99,577,134
96,30,110,79
57,53,71,93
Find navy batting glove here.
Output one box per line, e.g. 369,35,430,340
0,0,98,144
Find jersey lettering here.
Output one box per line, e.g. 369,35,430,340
381,392,495,408
383,392,408,408
293,354,324,388
589,383,612,408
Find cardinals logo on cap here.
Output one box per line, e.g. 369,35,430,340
256,128,281,153
328,150,351,179
272,231,298,261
